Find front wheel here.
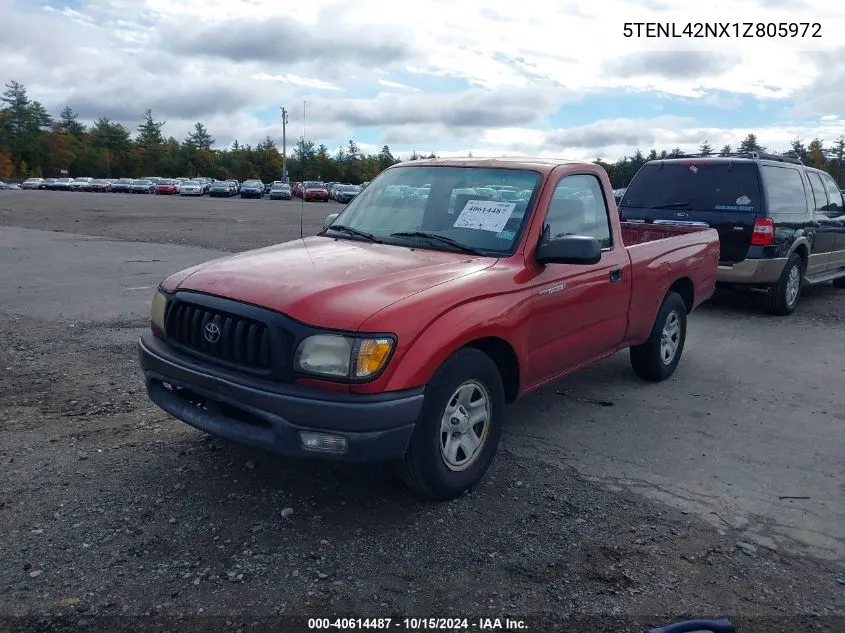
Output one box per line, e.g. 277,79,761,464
765,253,803,315
398,348,505,500
832,276,845,289
630,291,687,382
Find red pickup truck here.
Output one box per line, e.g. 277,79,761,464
139,158,719,499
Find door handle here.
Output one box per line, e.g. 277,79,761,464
610,268,623,282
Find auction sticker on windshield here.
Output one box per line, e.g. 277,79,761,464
453,200,516,232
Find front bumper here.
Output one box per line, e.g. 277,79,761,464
137,333,422,461
241,191,263,198
717,257,787,284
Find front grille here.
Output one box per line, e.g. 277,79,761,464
165,301,272,371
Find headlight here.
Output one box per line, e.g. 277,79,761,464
294,334,394,380
150,289,168,335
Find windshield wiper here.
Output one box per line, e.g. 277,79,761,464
324,225,381,243
390,231,485,255
650,201,693,209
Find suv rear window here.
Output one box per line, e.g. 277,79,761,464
759,165,808,218
621,161,761,212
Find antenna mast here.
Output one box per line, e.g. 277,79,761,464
280,106,288,183
299,101,307,240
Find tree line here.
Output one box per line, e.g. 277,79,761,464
0,81,409,184
2,81,844,188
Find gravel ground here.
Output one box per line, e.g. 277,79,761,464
1,191,844,632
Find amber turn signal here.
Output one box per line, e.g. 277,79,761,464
354,338,394,378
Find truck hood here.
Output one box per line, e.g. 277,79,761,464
171,236,496,331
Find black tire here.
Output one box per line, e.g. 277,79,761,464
630,291,687,382
398,348,505,500
832,276,845,289
765,253,803,316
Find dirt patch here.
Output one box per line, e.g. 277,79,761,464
1,314,843,630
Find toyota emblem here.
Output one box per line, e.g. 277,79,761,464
203,322,221,343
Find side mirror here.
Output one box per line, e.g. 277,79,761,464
536,235,601,265
323,213,339,230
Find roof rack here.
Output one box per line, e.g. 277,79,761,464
669,151,803,165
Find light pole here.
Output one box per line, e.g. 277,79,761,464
280,106,288,183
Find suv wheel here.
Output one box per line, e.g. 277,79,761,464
765,253,803,316
630,291,687,382
398,348,505,500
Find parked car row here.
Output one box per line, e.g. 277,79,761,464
291,181,365,203
11,177,373,204
21,176,217,194
16,176,298,200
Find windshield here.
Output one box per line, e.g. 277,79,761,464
342,185,361,192
303,181,323,189
244,180,261,186
158,179,172,185
324,165,541,255
622,161,761,212
73,177,88,181
118,179,132,183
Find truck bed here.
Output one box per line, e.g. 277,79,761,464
619,220,720,346
621,221,712,246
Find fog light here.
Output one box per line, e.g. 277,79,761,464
299,432,348,454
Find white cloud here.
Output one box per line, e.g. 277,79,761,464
421,117,845,163
252,73,342,91
1,0,844,160
377,79,421,92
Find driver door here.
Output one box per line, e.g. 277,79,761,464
526,173,632,387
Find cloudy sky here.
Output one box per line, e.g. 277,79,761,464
2,0,844,161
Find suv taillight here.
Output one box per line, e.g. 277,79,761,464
750,217,775,245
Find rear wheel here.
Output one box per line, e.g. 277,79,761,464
398,348,505,500
765,253,803,315
630,291,687,382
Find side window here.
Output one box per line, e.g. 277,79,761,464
819,172,844,217
544,174,612,249
807,172,828,215
759,165,809,219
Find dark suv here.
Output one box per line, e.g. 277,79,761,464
620,152,845,315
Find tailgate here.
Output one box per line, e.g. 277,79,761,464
620,221,712,246
619,160,762,264
622,207,757,263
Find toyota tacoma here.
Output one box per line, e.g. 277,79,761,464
139,158,720,499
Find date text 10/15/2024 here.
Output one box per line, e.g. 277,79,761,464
307,617,527,630
622,22,822,38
